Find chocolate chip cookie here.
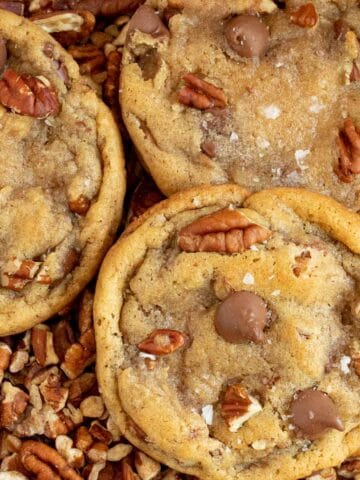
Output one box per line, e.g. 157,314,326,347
94,184,360,480
121,0,360,209
0,11,125,335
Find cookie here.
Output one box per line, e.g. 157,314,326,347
94,184,360,480
0,11,125,335
121,0,360,209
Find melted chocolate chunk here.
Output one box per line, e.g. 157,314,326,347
224,15,269,58
215,291,267,343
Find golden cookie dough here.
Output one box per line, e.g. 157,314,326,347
121,0,360,209
94,185,360,480
0,11,125,335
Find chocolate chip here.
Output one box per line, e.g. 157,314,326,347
127,5,170,41
215,291,267,344
201,140,216,158
224,15,269,58
0,37,6,74
290,389,344,439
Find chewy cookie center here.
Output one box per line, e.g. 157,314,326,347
117,204,359,470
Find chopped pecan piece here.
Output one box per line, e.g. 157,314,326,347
67,372,97,405
53,319,75,362
31,10,96,47
55,435,85,468
350,62,360,83
39,373,69,412
19,440,82,480
0,382,29,429
31,325,59,367
68,45,106,75
104,50,121,114
69,195,91,215
293,250,311,277
78,289,94,334
220,384,262,432
0,69,59,118
0,343,11,382
66,0,142,16
337,457,360,477
291,3,318,28
178,208,271,253
179,73,227,110
336,118,360,182
134,450,161,480
89,421,112,444
0,258,42,292
61,342,94,379
137,329,187,356
74,425,94,451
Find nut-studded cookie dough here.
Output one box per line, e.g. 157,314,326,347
121,0,360,209
0,11,125,335
94,184,360,480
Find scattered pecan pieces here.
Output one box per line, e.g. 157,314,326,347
0,383,29,429
137,329,188,356
104,50,121,113
179,73,227,110
20,440,82,480
31,10,96,47
0,69,59,118
178,208,271,254
291,3,318,28
220,384,262,432
336,118,360,183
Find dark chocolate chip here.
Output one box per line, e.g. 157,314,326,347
290,389,344,439
215,291,267,344
224,15,269,58
127,5,170,41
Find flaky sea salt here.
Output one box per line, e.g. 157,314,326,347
201,405,214,425
340,355,351,374
260,105,281,120
243,273,255,285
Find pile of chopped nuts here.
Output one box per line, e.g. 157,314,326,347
0,289,183,479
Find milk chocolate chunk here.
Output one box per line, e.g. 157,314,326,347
127,5,170,40
291,389,344,439
0,36,6,74
224,15,269,58
215,291,267,343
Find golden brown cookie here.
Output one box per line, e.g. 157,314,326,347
94,185,360,480
0,11,125,335
121,0,360,209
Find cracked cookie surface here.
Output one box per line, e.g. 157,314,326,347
0,11,125,335
94,184,360,480
121,0,360,209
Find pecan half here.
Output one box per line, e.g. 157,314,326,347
291,3,318,28
336,118,360,182
0,69,59,118
68,45,106,75
179,73,227,110
0,382,29,429
19,440,82,480
137,329,188,356
220,384,262,432
31,10,96,47
67,0,143,16
178,208,271,253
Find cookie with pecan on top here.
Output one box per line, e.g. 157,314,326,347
121,0,360,209
0,11,125,334
94,184,360,480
